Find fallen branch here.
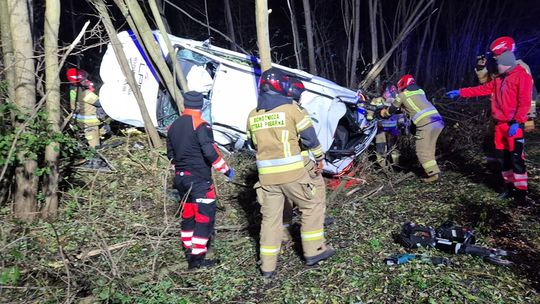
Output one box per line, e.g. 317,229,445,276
131,223,249,236
95,151,117,172
76,240,137,259
358,185,384,201
352,172,415,203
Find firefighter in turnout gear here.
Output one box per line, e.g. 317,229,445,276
67,68,101,149
377,75,444,182
446,36,533,204
281,78,329,243
247,68,335,278
371,84,402,167
167,91,234,269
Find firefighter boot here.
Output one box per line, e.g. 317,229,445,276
305,247,336,266
187,254,217,270
261,270,275,279
497,184,514,199
422,173,440,183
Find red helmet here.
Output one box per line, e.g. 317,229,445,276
259,67,289,95
66,68,88,84
286,78,305,100
490,36,515,56
397,74,415,91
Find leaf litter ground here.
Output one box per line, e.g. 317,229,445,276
1,116,540,303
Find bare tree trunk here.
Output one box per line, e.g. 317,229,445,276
92,0,163,148
204,0,211,37
425,2,442,86
349,0,360,88
302,0,317,75
155,0,171,32
378,1,388,76
0,0,15,105
255,0,272,71
287,0,303,69
342,0,352,86
414,5,433,78
360,0,434,89
114,0,185,116
224,0,237,52
148,0,189,93
42,0,61,219
8,0,38,221
368,0,379,88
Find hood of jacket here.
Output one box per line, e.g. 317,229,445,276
257,91,293,111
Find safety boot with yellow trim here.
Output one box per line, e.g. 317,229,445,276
422,173,440,183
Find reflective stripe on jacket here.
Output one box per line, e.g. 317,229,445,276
247,102,323,185
393,88,442,126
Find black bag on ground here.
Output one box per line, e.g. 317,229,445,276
399,221,436,249
435,221,476,245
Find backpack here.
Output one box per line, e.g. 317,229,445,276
399,221,436,249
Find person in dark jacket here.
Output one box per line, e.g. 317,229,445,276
167,91,234,269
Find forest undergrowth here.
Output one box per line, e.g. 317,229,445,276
1,99,540,303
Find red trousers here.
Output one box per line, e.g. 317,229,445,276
175,174,217,255
494,122,527,190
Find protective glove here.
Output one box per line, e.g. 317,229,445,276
508,123,520,137
225,168,235,182
445,90,460,99
524,120,535,132
375,108,389,119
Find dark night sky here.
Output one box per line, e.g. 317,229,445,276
53,0,540,92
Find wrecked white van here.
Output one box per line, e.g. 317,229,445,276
98,31,377,176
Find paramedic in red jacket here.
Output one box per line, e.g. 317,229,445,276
167,91,234,269
446,37,533,204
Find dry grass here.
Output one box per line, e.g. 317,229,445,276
1,100,540,303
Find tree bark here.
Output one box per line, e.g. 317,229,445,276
302,0,317,75
148,0,189,94
414,2,434,79
425,3,442,86
224,0,237,52
0,0,15,106
42,0,61,219
287,0,303,70
92,0,163,148
360,0,434,89
342,0,352,87
155,0,171,32
115,0,185,116
349,0,360,88
255,0,272,71
8,0,38,221
368,0,379,88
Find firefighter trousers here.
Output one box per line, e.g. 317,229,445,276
256,170,327,272
415,120,444,176
174,173,216,256
75,92,101,149
494,122,527,190
375,130,399,166
282,160,326,241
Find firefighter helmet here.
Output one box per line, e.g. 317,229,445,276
287,78,305,100
490,36,515,56
397,74,415,91
259,67,289,95
66,68,89,84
